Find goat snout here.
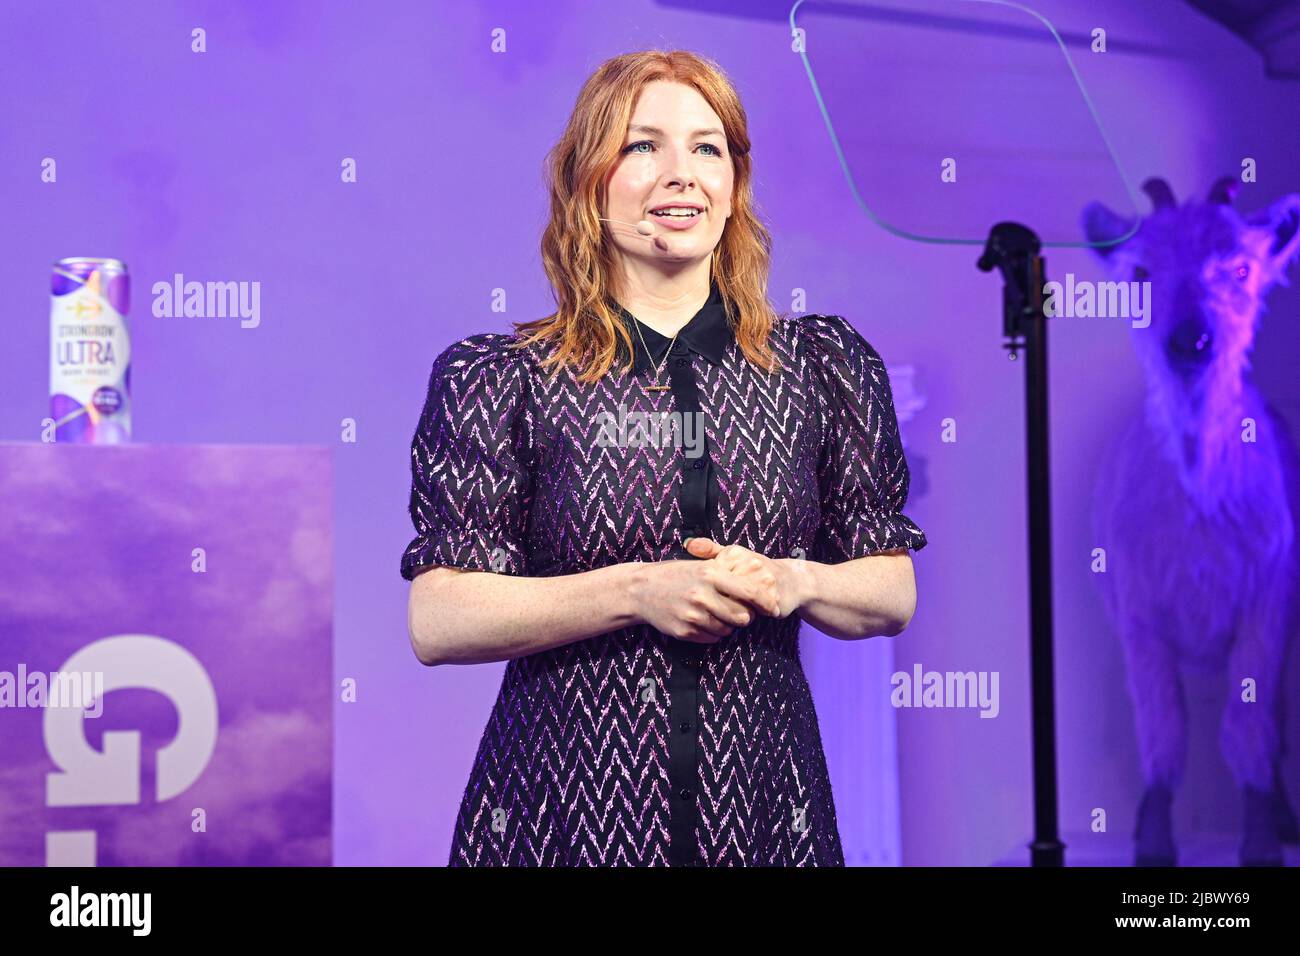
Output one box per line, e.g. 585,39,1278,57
1165,318,1214,373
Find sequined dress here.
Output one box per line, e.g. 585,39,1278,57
401,282,928,866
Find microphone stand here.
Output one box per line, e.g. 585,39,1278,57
977,222,1066,867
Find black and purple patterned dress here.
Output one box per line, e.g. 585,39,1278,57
401,281,927,866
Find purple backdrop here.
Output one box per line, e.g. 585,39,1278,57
1,0,1298,865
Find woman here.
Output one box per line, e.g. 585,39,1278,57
402,50,928,867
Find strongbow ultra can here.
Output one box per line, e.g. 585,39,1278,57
50,257,131,443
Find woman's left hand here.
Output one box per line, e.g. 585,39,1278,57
683,537,806,619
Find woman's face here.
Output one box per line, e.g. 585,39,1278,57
603,80,734,267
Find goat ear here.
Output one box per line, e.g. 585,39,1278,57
1247,193,1300,269
1082,201,1135,259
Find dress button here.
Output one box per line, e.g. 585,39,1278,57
678,787,693,800
690,459,704,470
674,357,688,367
679,721,692,733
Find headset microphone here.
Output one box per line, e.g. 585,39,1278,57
599,217,669,251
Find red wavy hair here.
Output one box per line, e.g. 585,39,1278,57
512,49,783,383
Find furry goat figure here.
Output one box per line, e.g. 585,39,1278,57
1084,177,1300,866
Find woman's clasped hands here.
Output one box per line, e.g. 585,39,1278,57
628,537,808,644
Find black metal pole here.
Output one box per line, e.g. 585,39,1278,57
977,223,1066,867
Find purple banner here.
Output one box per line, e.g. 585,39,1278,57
0,442,332,866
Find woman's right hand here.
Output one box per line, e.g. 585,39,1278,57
626,555,781,644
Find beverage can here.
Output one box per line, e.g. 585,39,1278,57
50,257,131,443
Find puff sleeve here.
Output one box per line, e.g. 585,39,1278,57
400,334,534,580
802,314,928,563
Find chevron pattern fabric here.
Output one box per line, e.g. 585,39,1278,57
401,306,927,865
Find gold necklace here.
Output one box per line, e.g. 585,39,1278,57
629,315,680,393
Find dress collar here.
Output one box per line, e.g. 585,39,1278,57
611,281,733,372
